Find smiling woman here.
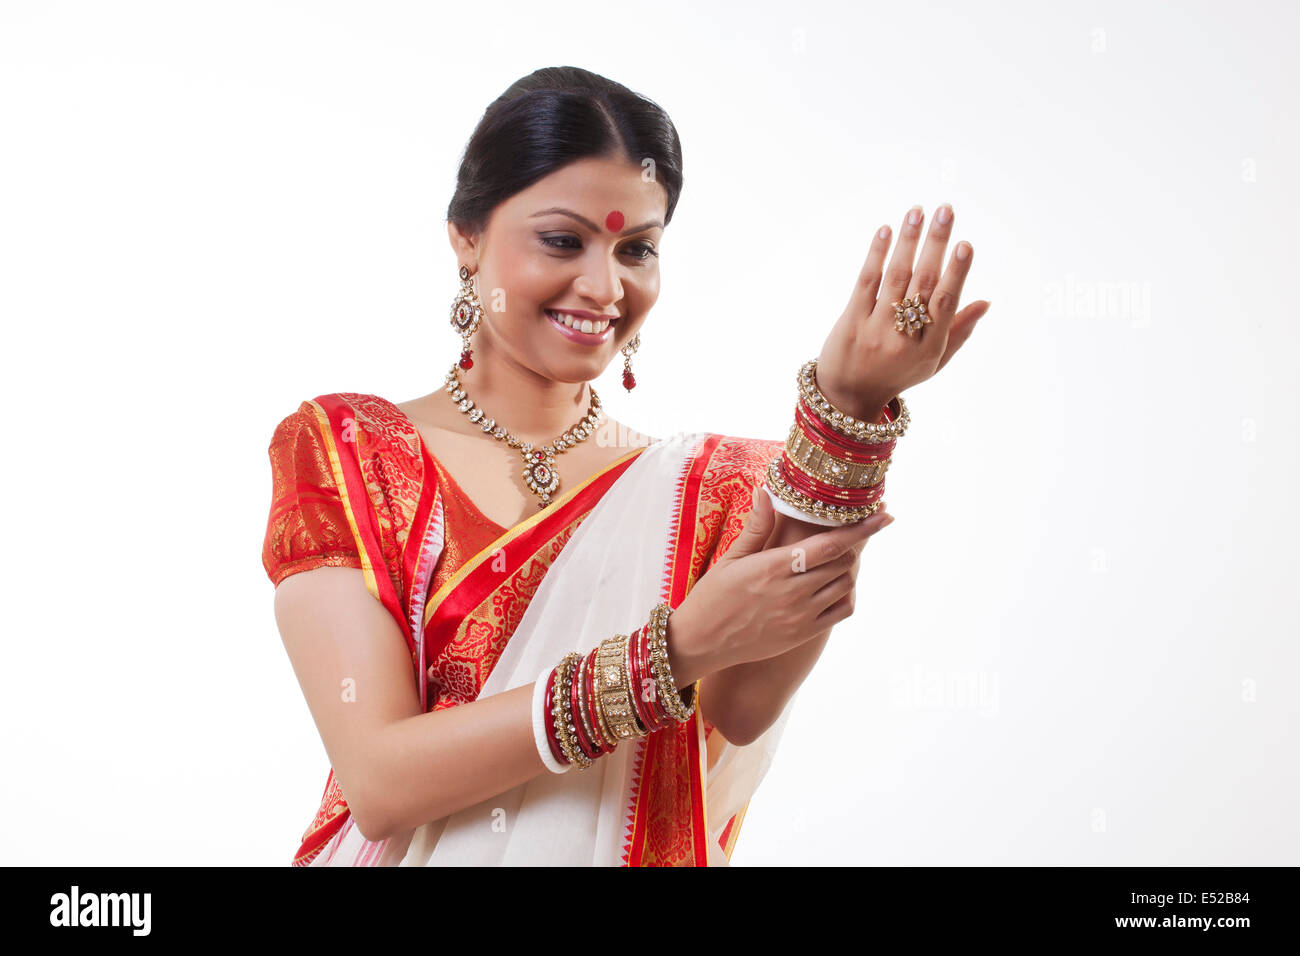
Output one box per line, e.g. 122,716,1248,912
446,152,666,386
261,65,939,868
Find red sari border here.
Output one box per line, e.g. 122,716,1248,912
622,433,722,866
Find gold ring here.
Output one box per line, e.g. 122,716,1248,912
892,294,932,338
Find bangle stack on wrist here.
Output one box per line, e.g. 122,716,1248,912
765,358,910,525
534,602,699,774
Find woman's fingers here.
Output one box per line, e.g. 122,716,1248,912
798,510,893,573
848,223,892,315
906,203,955,325
877,205,925,319
928,239,976,331
909,205,955,296
810,566,856,612
935,299,991,374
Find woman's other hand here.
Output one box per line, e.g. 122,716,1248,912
668,488,894,680
815,203,991,420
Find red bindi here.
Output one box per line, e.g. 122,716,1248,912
604,210,624,232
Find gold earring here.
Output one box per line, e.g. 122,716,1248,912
621,332,640,392
450,265,484,370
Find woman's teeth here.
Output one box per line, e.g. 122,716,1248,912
546,310,611,334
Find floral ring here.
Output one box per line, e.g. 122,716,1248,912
892,293,932,339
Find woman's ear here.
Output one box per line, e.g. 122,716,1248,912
446,220,480,266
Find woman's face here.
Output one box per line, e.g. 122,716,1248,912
449,154,666,386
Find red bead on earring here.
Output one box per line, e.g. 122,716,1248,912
620,331,640,392
459,349,474,370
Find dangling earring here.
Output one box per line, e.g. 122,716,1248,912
449,264,484,370
620,331,640,392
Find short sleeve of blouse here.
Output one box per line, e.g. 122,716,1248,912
261,404,364,587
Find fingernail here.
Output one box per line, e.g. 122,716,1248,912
907,207,922,226
936,204,952,224
955,241,970,261
878,224,890,240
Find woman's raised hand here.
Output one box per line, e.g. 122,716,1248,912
668,487,895,676
814,203,991,420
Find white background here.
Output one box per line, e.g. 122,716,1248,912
1,0,1295,865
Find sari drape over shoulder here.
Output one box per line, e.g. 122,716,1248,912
262,392,796,866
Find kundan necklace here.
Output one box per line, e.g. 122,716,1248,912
443,362,606,509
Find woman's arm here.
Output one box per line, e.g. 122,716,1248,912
273,565,718,842
696,203,990,746
696,505,871,747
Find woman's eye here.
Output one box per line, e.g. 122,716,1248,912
540,235,580,250
539,236,658,261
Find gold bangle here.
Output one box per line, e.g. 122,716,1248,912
589,647,619,751
797,359,910,444
765,456,886,524
783,419,893,489
647,603,696,723
552,653,592,770
596,634,644,742
574,651,603,755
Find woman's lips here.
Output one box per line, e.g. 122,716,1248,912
545,309,615,344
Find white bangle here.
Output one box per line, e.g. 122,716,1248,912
532,666,572,775
763,484,843,527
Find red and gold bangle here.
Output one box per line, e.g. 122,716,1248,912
583,647,613,751
546,658,570,767
767,456,887,523
570,650,599,760
581,646,614,753
543,664,568,767
632,623,670,733
552,653,592,770
549,654,576,767
795,358,910,444
641,622,671,730
797,389,901,446
780,457,884,506
543,605,702,768
626,629,650,733
782,400,895,501
582,649,608,757
624,624,660,738
763,359,910,524
793,398,898,470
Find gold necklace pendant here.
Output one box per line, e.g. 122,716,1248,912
444,362,603,511
521,444,561,507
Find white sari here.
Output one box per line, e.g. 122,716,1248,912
307,430,798,866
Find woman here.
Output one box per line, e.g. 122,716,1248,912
262,66,989,866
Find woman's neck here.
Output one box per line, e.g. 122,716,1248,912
447,355,595,445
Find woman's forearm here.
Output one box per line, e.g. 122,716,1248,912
371,633,718,842
698,507,846,746
699,389,896,745
366,680,550,841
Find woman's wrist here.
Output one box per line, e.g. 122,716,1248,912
664,597,721,688
764,358,905,526
816,378,894,425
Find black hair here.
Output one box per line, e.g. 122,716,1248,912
445,66,683,238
